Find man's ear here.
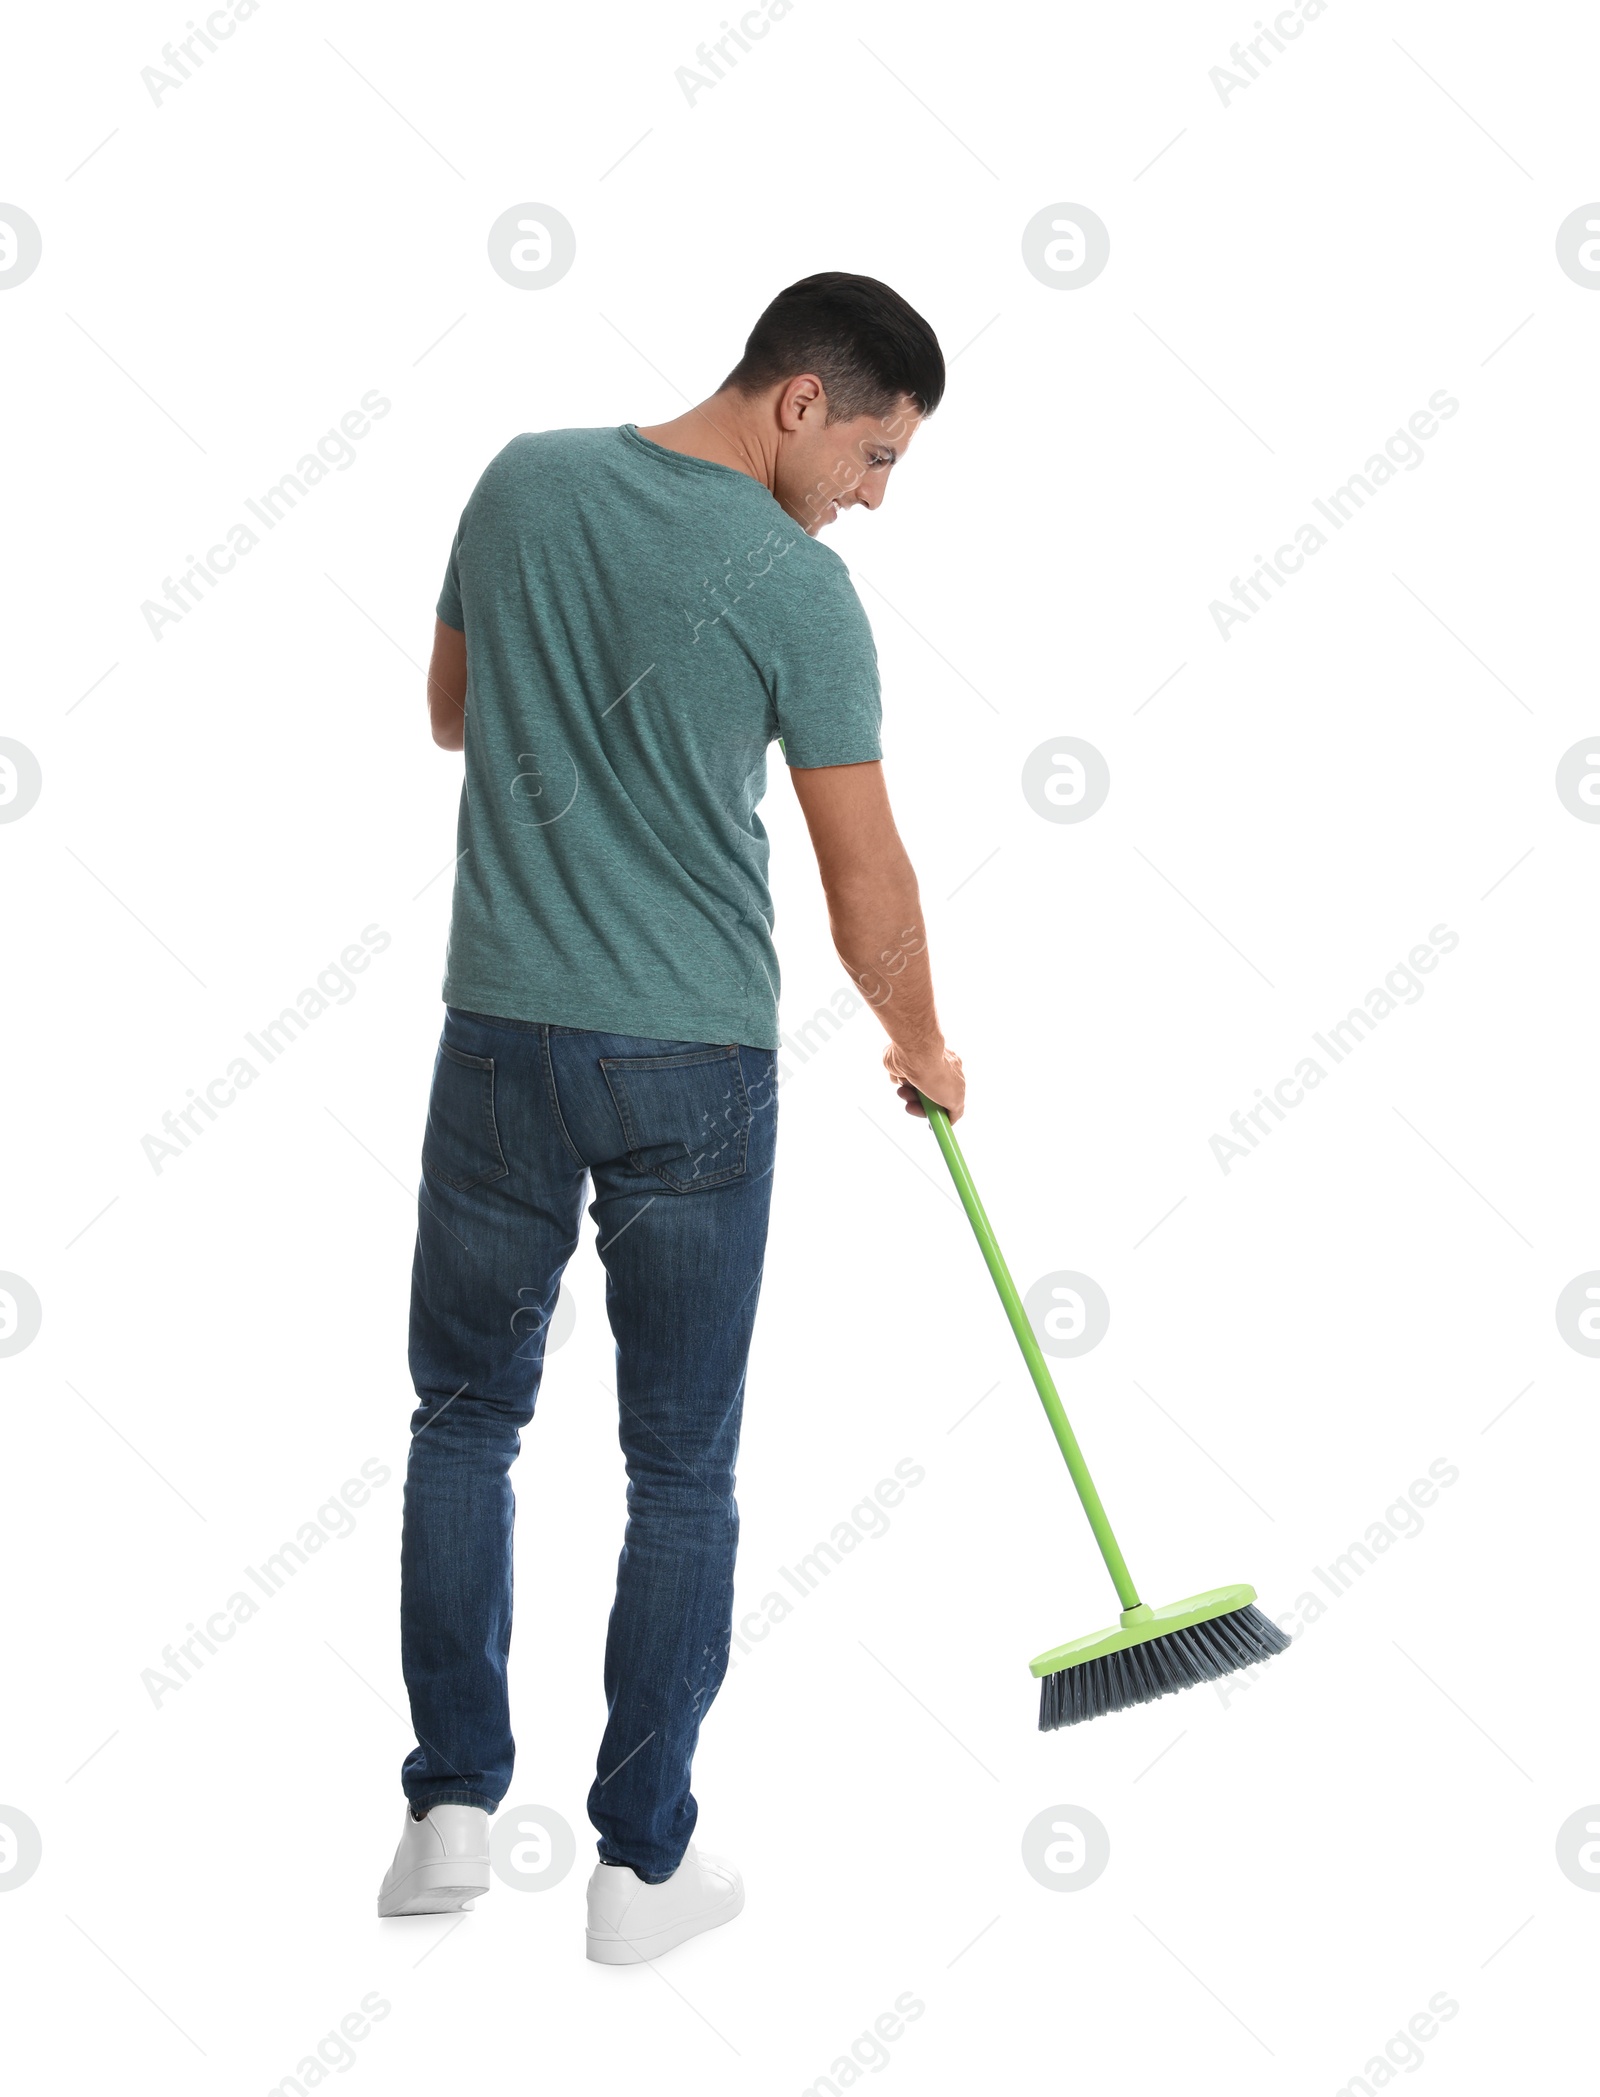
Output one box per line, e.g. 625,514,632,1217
777,373,826,431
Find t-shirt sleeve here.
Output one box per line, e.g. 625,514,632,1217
769,551,882,769
436,513,466,631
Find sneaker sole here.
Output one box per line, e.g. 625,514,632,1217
378,1859,491,1918
585,1883,744,1966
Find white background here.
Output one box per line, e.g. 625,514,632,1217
3,0,1598,2089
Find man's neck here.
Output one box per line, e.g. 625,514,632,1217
636,394,778,495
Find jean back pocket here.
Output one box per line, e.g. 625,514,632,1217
600,1045,751,1192
422,1043,510,1191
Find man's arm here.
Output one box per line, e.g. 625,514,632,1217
427,618,467,750
789,760,965,1120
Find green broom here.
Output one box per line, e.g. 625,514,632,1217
918,1096,1290,1730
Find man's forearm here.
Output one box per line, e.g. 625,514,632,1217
823,859,944,1056
427,618,468,750
789,759,964,1116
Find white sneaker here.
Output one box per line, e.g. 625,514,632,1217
377,1804,491,1917
585,1843,744,1965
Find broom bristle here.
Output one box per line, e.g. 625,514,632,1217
1038,1601,1291,1731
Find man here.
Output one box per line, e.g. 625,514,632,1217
378,273,965,1961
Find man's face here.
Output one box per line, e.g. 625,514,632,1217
774,391,922,535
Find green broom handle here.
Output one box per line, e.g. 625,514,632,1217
918,1096,1142,1612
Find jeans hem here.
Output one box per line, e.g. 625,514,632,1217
406,1789,499,1815
597,1852,677,1885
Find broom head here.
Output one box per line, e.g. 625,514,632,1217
1032,1583,1290,1731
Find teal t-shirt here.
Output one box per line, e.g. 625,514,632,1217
435,425,882,1051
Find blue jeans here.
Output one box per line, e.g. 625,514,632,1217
400,1009,777,1883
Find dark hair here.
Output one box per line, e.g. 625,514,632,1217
720,272,944,423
